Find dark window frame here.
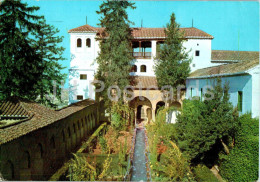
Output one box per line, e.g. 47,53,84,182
80,74,87,80
140,65,147,72
195,50,200,56
77,38,82,48
86,38,91,48
77,95,83,100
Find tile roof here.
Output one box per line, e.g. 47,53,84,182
130,76,158,89
0,98,31,118
189,59,259,78
211,50,259,63
68,24,213,39
0,98,95,145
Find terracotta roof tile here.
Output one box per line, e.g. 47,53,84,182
69,24,213,39
189,59,259,78
0,98,95,145
130,76,158,89
212,50,259,63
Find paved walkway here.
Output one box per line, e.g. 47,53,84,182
130,128,148,181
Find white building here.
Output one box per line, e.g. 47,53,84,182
68,24,214,104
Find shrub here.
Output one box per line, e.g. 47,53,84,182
193,164,218,182
176,79,239,163
219,113,259,182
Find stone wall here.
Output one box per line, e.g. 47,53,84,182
0,103,100,181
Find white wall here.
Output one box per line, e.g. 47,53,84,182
248,65,260,118
70,32,99,69
183,39,213,72
69,31,213,103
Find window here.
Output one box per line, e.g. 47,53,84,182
238,91,243,112
131,65,137,72
192,64,196,67
195,50,200,56
77,38,82,48
140,65,146,72
77,95,83,100
197,43,199,46
86,38,91,47
191,88,193,98
80,74,87,80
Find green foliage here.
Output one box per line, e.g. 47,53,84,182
95,0,136,106
219,113,259,182
68,154,97,181
0,0,66,104
99,136,108,154
193,165,218,182
111,103,134,131
176,78,239,163
147,107,192,181
158,141,193,181
154,13,191,89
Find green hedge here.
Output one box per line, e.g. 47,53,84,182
193,165,218,182
219,114,259,182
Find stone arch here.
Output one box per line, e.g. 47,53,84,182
3,160,14,180
50,136,55,149
77,120,80,130
67,127,71,137
37,143,44,159
21,151,31,169
169,101,181,109
62,130,66,142
129,96,152,123
155,101,165,115
73,123,76,133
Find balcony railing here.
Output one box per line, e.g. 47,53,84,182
131,52,152,59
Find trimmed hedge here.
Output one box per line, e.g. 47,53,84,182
219,114,259,182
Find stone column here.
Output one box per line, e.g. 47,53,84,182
152,108,156,122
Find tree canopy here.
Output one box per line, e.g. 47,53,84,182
154,13,191,89
95,0,135,106
0,0,66,106
176,78,239,164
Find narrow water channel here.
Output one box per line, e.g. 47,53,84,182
130,128,148,181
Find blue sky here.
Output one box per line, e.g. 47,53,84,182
24,0,259,88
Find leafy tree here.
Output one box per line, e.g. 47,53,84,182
176,78,239,164
155,13,191,90
95,0,135,107
0,0,66,105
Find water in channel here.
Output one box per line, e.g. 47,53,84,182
130,128,148,181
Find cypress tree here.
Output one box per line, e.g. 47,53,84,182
32,19,66,106
0,0,66,105
95,0,135,107
155,13,191,90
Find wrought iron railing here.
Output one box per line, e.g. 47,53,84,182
130,52,152,59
